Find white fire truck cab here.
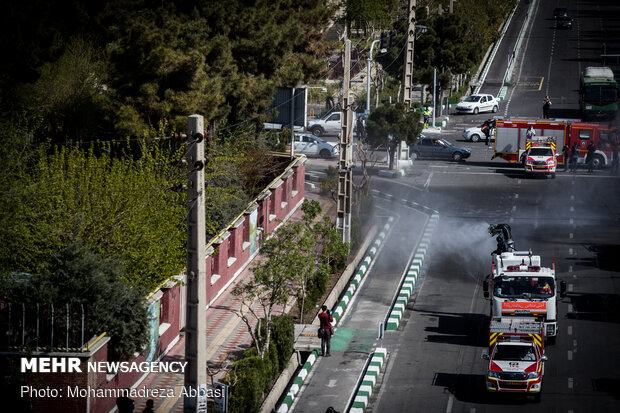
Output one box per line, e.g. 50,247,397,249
483,250,566,341
482,318,548,401
520,137,559,178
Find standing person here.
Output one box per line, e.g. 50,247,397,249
481,119,492,146
526,126,536,139
562,144,570,172
570,143,579,173
423,107,431,128
611,144,619,175
542,96,552,118
318,305,334,357
141,400,154,413
355,116,366,141
586,142,596,173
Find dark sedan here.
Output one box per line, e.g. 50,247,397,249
410,136,471,161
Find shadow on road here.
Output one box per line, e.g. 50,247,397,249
566,292,620,323
432,373,537,405
417,310,489,347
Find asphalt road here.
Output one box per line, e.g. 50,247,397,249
370,0,620,411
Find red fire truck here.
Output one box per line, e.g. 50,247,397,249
492,118,617,169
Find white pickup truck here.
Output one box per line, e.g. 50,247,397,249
456,94,500,115
306,111,342,137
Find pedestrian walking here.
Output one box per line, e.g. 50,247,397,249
542,96,552,118
570,143,579,173
318,305,334,357
611,145,619,175
562,144,570,172
586,142,596,173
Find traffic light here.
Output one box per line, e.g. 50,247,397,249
428,85,434,98
389,31,396,48
380,31,388,50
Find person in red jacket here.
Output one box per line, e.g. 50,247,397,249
318,305,334,356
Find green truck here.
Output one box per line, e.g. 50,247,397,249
580,66,618,120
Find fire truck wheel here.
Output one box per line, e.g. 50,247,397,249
592,155,604,169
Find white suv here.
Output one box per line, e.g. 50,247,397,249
306,112,341,137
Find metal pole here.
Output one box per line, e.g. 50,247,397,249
290,87,295,157
185,114,208,413
366,40,380,115
401,0,417,105
432,68,437,128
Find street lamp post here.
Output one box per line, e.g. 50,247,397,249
366,40,382,115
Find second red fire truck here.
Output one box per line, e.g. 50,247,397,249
492,118,617,169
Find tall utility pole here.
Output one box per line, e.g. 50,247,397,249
366,39,381,115
337,39,353,243
184,114,208,413
401,0,417,105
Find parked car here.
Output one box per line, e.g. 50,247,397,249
557,15,573,29
293,132,339,158
455,94,500,114
306,111,341,137
463,120,496,142
410,135,471,161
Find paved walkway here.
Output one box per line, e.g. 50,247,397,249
133,192,335,413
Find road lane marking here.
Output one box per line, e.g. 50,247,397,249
569,233,573,239
446,394,454,413
424,172,433,190
570,206,574,212
568,377,574,389
568,350,573,360
538,76,544,90
570,218,574,225
568,265,572,272
568,326,573,335
569,248,573,255
568,284,573,292
568,304,574,313
515,193,519,199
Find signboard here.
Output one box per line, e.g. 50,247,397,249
265,87,307,128
214,382,228,413
197,384,208,413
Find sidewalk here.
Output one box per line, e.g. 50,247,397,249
133,192,336,413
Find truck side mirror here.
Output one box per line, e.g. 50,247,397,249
540,355,548,362
482,353,490,360
560,280,567,298
483,280,489,298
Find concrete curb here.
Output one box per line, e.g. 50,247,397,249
332,217,394,324
349,348,388,413
386,212,439,330
377,168,406,178
277,349,319,413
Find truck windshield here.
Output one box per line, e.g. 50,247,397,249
584,86,618,104
493,276,554,298
493,344,537,361
528,148,553,157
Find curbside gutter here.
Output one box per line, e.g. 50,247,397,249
348,348,388,413
277,349,319,413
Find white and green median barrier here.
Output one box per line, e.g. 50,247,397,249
277,349,319,413
349,348,388,413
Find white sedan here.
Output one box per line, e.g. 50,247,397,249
456,94,499,114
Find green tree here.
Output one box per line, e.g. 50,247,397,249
232,219,314,359
365,102,421,169
1,239,148,360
